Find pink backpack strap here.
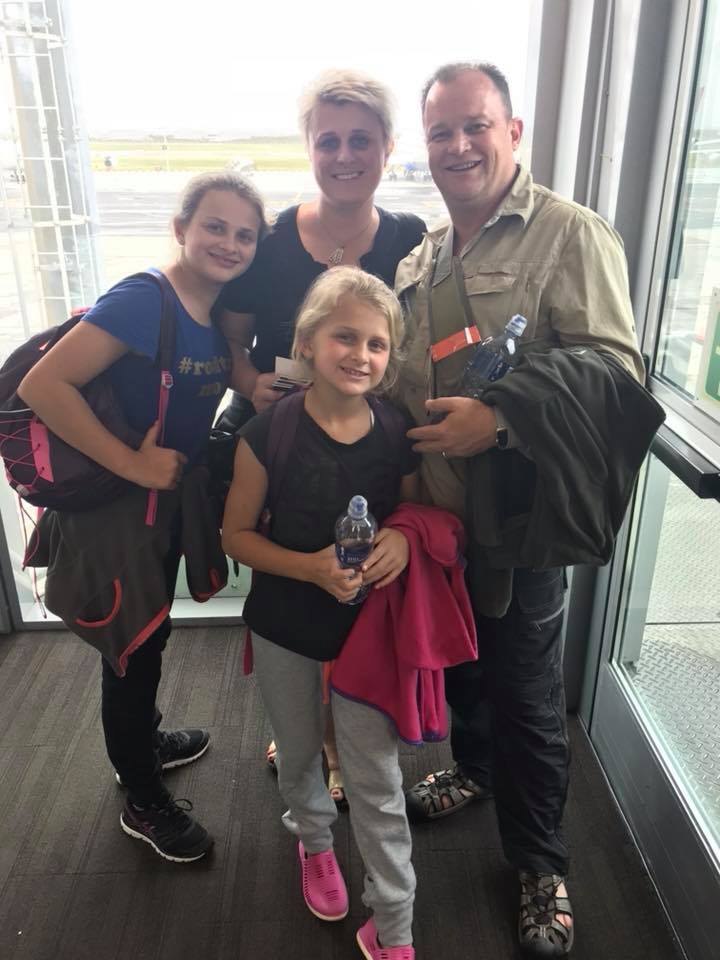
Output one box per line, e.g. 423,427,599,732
243,627,254,675
140,271,177,526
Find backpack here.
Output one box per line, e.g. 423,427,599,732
0,271,176,514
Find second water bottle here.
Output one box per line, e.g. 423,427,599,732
335,495,377,605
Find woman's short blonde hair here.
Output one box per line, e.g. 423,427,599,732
298,69,395,147
292,266,404,393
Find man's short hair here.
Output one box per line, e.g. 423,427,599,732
421,62,513,119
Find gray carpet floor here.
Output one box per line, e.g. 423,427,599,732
0,626,684,960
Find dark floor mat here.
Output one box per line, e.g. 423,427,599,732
0,627,683,960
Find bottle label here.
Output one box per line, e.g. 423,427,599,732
336,541,373,569
488,359,510,382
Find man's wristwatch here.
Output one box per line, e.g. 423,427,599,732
495,425,509,450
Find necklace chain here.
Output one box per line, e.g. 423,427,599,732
317,209,375,266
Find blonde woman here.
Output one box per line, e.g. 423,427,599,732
219,69,425,802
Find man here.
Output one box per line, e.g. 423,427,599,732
394,63,644,957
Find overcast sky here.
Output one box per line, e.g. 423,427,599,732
64,0,533,140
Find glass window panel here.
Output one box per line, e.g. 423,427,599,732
655,0,720,422
613,453,720,855
1,2,535,621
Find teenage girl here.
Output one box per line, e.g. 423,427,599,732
18,172,269,863
222,266,419,959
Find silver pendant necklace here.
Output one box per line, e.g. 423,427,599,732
319,210,375,266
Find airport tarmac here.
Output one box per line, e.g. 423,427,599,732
0,170,448,347
90,169,448,234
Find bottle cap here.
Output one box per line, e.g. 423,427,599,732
506,314,527,337
348,495,368,519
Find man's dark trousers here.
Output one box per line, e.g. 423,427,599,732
447,566,570,876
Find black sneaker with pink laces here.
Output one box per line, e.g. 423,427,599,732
120,795,213,863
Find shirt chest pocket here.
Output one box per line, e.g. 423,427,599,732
468,266,552,342
464,271,528,339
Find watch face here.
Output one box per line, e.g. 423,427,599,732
496,426,509,450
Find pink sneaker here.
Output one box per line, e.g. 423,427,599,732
356,918,415,960
298,841,348,921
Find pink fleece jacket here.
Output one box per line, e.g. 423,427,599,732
329,503,478,744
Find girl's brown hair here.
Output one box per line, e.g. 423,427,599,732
175,170,271,240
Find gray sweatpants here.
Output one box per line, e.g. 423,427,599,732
252,633,416,946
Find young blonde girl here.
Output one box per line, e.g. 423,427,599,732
223,266,419,959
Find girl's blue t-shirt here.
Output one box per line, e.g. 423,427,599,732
83,272,231,464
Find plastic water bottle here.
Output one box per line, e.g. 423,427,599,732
335,495,377,605
460,314,528,396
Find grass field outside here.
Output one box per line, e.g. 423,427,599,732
90,138,310,172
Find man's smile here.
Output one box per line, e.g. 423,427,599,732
446,160,483,171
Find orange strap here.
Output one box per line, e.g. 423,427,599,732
430,325,482,363
322,661,333,705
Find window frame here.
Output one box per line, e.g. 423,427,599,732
639,0,720,461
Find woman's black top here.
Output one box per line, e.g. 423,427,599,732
219,205,426,373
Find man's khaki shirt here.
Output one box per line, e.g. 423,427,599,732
394,165,645,521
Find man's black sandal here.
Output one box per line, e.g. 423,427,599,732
518,871,574,956
405,764,493,822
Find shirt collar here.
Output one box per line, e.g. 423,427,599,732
432,165,534,286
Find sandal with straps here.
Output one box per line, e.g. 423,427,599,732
327,767,348,808
518,872,574,956
404,763,493,822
